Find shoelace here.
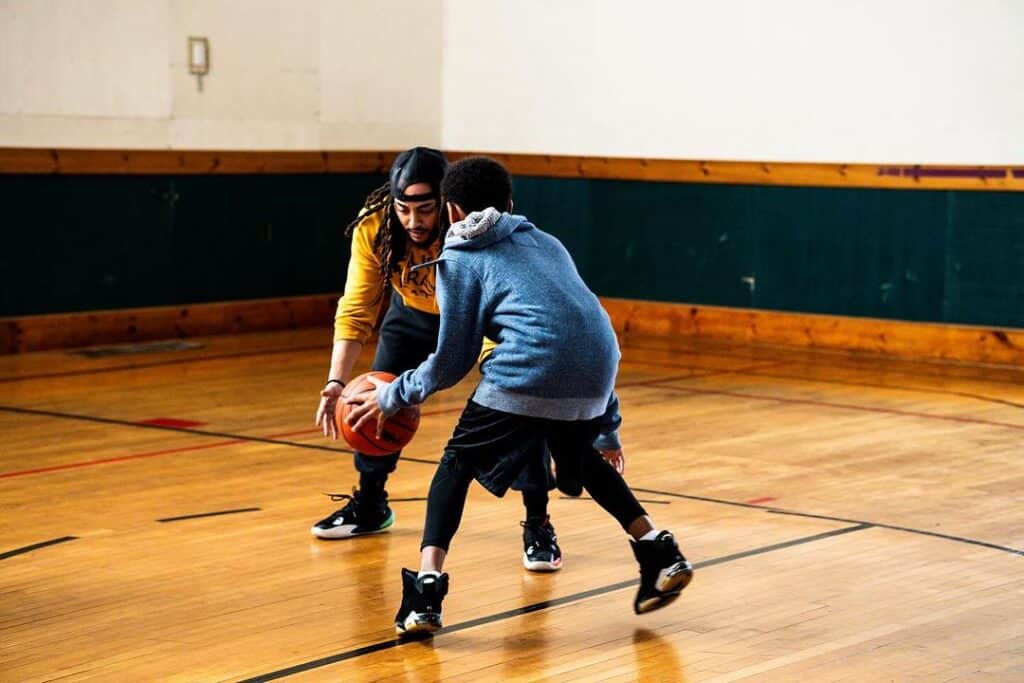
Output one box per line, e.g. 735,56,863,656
324,488,358,504
521,519,556,547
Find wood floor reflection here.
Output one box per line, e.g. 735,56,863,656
1,328,1021,681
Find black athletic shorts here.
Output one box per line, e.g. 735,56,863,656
440,398,598,497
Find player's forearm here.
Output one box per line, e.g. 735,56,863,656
379,260,484,414
327,339,364,384
384,346,475,413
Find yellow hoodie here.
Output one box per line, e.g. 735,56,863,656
333,208,441,343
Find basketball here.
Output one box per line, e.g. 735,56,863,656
335,371,421,456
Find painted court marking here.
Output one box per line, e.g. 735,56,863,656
235,524,872,682
157,508,262,523
2,393,1020,557
0,344,325,384
0,536,79,561
139,417,207,429
632,487,1024,557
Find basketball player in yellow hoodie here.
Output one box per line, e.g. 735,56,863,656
311,147,564,572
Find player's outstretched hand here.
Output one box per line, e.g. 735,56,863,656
598,447,625,474
315,382,344,440
344,375,392,438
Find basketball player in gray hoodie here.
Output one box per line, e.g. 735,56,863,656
345,156,693,637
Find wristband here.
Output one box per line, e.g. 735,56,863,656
326,379,345,388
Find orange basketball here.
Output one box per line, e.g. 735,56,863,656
335,371,421,456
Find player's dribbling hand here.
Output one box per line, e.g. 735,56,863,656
344,375,391,438
315,382,344,440
598,447,625,474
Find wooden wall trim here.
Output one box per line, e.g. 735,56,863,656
3,295,1022,366
600,298,1024,367
0,295,339,355
0,148,393,175
2,147,1022,191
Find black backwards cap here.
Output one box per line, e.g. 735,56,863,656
390,147,448,202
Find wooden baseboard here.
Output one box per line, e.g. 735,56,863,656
2,295,1021,366
600,298,1024,366
0,295,338,354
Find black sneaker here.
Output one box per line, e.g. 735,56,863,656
521,516,563,572
309,488,394,539
630,531,693,614
395,568,449,637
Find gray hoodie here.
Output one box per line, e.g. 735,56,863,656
379,208,621,449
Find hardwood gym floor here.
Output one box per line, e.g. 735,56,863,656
1,328,1021,681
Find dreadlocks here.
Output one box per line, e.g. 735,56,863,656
344,182,407,292
342,147,446,297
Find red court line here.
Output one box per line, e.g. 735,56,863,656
0,427,358,480
0,439,246,480
5,360,1017,481
139,417,207,428
1,381,682,480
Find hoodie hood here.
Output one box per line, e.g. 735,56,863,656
444,208,531,251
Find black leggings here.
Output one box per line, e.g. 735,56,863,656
421,408,646,551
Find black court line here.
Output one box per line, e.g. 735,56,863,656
3,405,1020,557
0,536,78,561
0,404,438,468
0,340,761,385
9,335,1021,412
236,524,870,682
559,495,670,505
765,509,1024,557
157,508,262,523
632,487,1024,557
0,344,325,384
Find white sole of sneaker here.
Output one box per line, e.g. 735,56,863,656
523,553,563,572
636,561,694,614
311,526,388,539
396,612,442,637
310,514,396,539
655,560,693,592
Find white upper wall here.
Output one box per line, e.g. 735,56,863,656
1,0,1021,162
441,0,1024,164
319,0,442,149
0,0,443,150
0,0,173,147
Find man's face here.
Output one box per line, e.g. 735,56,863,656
394,182,439,244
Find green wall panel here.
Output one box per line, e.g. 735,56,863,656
515,178,1020,328
2,173,1022,328
1,174,385,316
944,192,1024,325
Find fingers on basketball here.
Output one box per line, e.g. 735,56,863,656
335,371,420,456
